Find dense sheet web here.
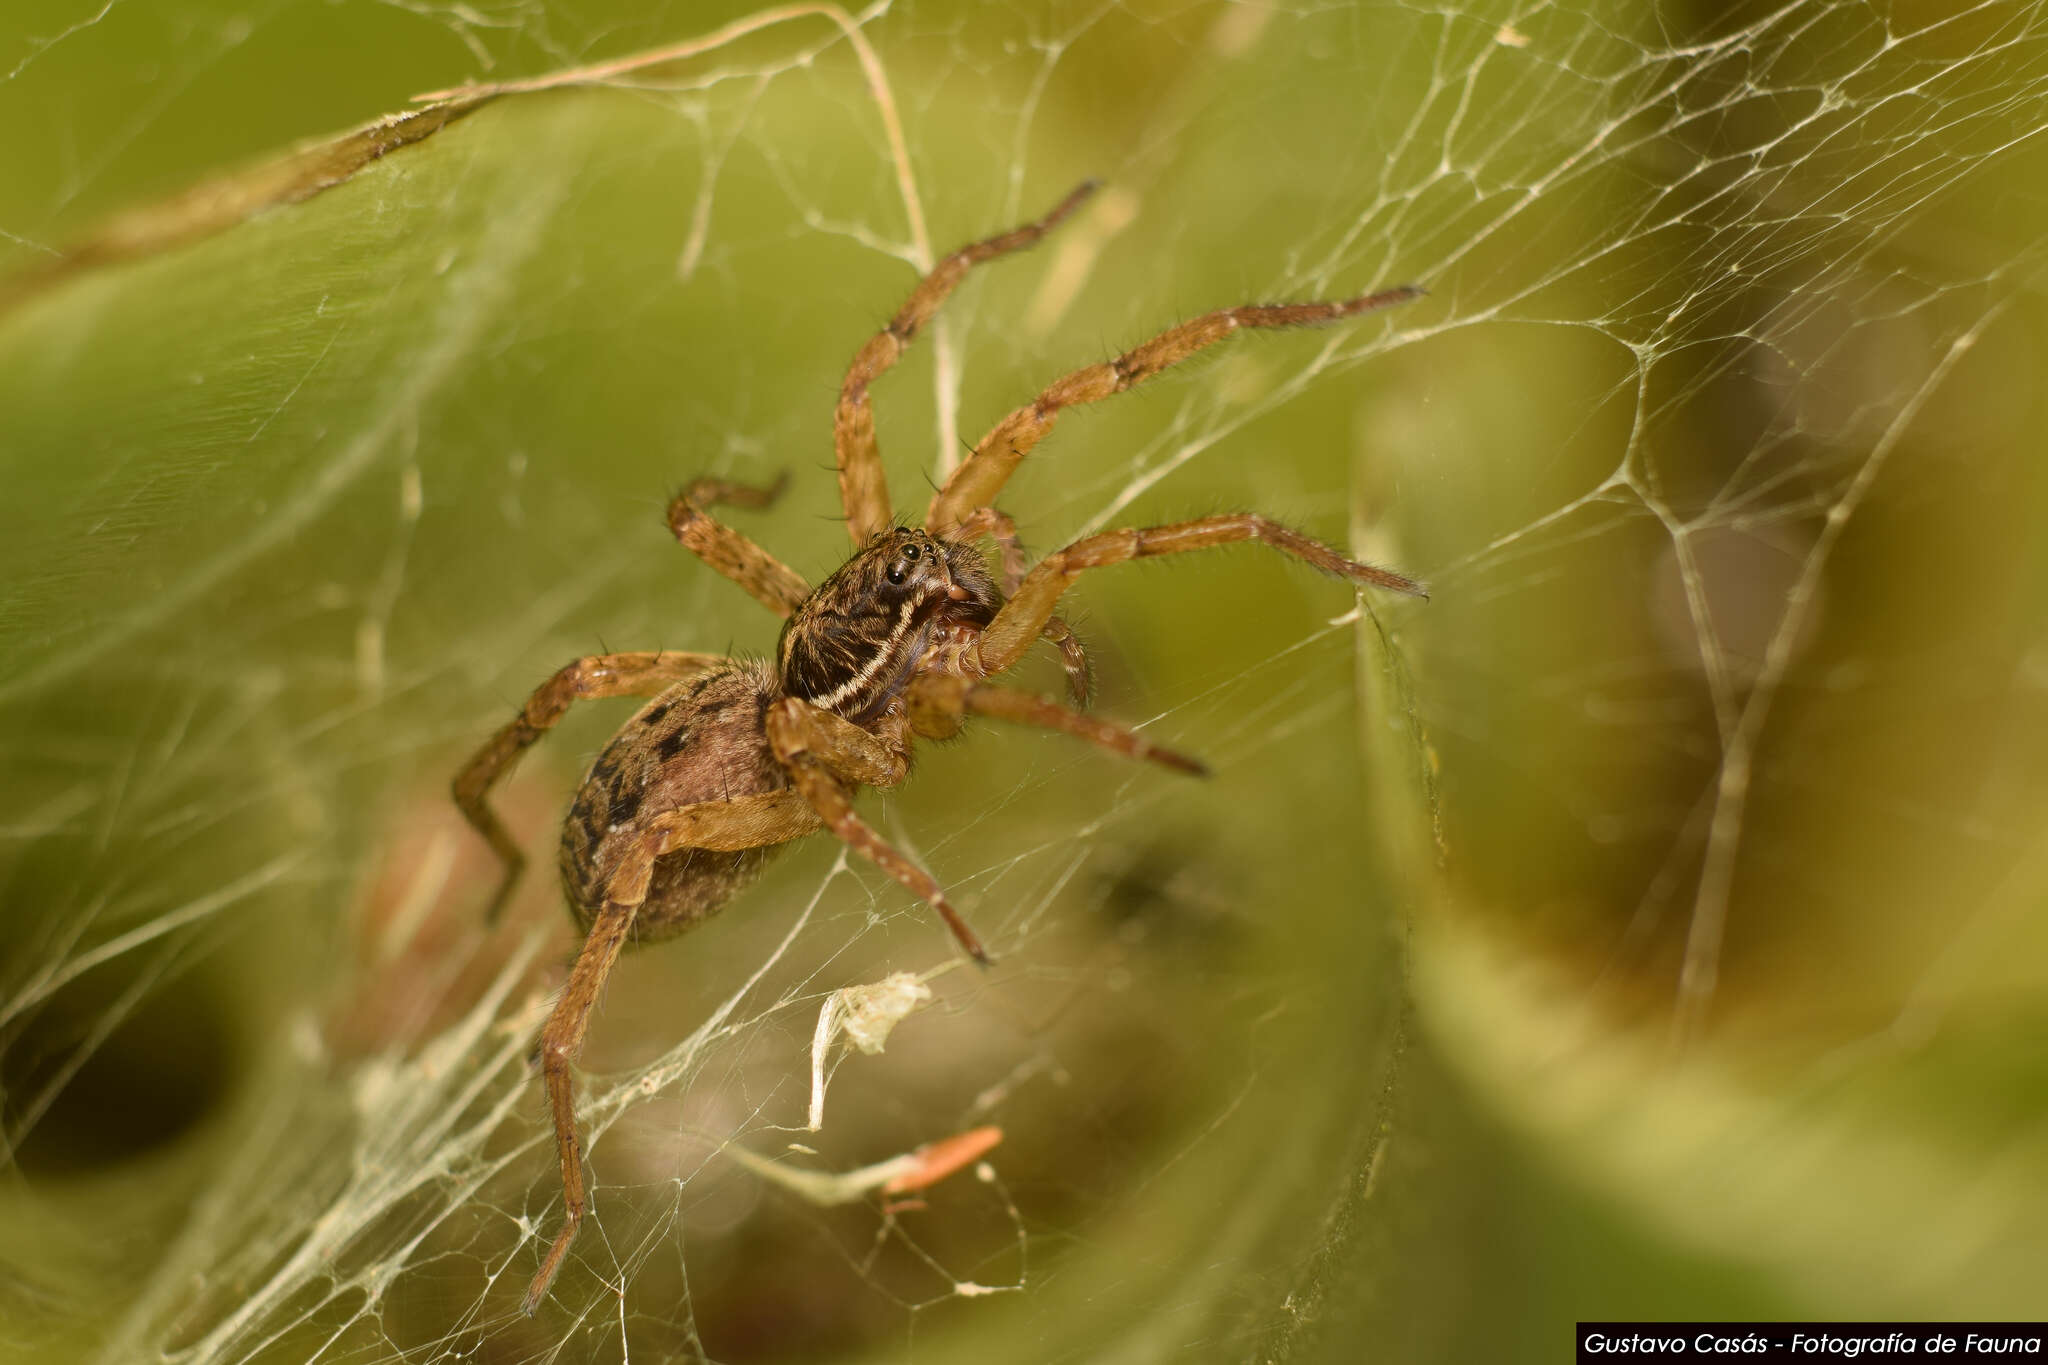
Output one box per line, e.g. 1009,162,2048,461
2,0,2046,1358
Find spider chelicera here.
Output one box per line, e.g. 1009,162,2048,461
451,180,1426,1313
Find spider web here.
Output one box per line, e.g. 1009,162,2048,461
2,1,2046,1360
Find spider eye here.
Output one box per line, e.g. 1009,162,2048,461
886,560,909,586
902,542,921,560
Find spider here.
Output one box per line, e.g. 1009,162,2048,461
451,180,1426,1314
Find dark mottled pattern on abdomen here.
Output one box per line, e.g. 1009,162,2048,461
558,660,791,944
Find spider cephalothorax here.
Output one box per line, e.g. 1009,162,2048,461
778,527,1004,725
452,180,1426,1315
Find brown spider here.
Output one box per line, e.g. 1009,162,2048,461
451,180,1426,1314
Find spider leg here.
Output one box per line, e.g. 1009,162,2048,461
834,181,1101,545
773,698,911,789
924,286,1424,535
764,699,990,964
452,651,727,923
666,473,810,618
907,676,1204,775
946,505,1030,589
947,506,1093,704
524,893,632,1317
523,787,823,1316
1037,616,1093,707
974,514,1426,676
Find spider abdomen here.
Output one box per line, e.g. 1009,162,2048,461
557,660,789,944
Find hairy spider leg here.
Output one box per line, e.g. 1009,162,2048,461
924,287,1425,536
948,506,1092,704
834,180,1101,545
975,514,1427,677
522,787,823,1315
761,680,1207,976
664,473,810,618
452,651,727,922
771,697,911,788
764,698,991,964
907,675,1205,775
948,504,1031,587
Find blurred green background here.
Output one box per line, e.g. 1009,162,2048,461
3,1,2046,1361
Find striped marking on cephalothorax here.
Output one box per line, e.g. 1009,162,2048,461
798,591,931,714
